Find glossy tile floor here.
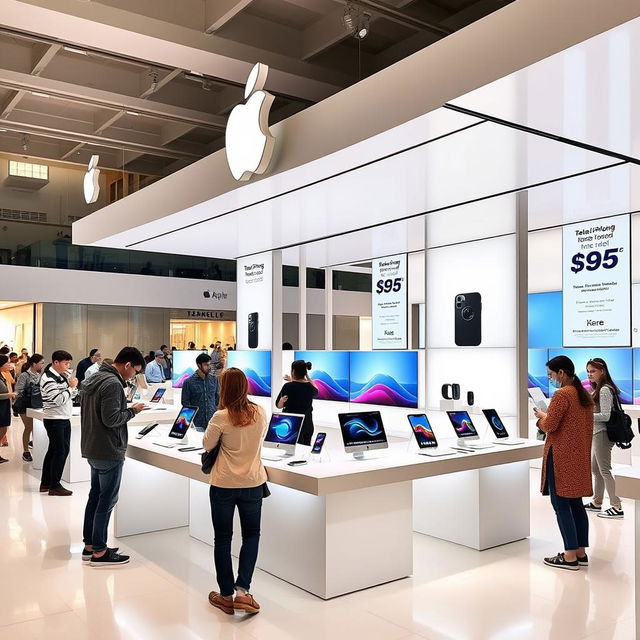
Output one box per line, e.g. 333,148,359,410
0,426,636,640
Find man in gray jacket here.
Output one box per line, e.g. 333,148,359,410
80,346,145,567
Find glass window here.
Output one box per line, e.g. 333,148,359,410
8,160,48,180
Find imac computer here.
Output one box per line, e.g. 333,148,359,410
154,406,198,448
262,413,305,460
446,410,494,450
482,408,525,445
338,411,389,460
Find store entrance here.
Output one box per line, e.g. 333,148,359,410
169,317,236,351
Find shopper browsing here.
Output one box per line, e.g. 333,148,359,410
181,353,219,432
85,357,113,381
13,354,44,462
160,345,172,380
144,350,166,383
203,367,267,616
275,359,318,446
0,355,16,464
534,355,593,571
76,349,101,384
80,347,146,567
584,357,624,519
39,350,78,496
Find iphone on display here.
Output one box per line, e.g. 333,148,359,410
454,292,482,346
248,312,259,349
311,432,327,454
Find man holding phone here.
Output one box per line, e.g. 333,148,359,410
181,352,219,431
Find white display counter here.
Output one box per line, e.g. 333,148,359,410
115,424,542,598
613,466,640,639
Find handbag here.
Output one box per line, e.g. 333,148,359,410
201,443,220,474
605,393,634,449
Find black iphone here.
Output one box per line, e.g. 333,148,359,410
248,312,259,349
311,432,327,454
454,292,482,346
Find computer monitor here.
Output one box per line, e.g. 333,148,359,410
168,406,199,440
263,413,305,457
338,411,389,459
446,410,479,441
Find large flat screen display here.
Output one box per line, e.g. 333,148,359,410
528,291,562,349
349,351,418,408
338,411,388,449
548,348,633,405
172,350,206,388
294,350,349,402
634,349,640,405
226,350,272,397
528,349,550,397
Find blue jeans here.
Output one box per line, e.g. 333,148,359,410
547,449,589,551
209,485,263,597
82,459,124,552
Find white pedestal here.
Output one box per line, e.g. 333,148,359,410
413,461,530,550
114,457,189,537
189,479,213,546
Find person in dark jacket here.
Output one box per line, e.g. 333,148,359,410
80,346,145,567
181,352,219,431
76,348,101,384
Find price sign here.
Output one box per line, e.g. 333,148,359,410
372,254,407,349
563,215,630,347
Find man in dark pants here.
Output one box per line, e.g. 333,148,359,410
180,352,219,431
80,346,145,567
39,350,78,496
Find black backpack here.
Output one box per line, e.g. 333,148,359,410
12,375,43,414
605,393,634,449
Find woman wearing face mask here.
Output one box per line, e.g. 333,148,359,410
533,355,593,571
583,358,623,519
276,360,318,446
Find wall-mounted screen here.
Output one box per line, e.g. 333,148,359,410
633,349,640,405
227,350,271,397
528,291,562,349
349,351,418,408
294,351,349,402
548,348,633,405
528,349,549,398
172,350,206,388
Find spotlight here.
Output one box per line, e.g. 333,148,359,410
203,290,211,298
356,13,370,40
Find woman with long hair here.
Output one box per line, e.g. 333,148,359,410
14,353,45,462
584,357,623,519
533,355,593,571
0,355,16,463
276,359,318,446
203,367,267,616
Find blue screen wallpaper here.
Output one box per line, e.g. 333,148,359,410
528,349,550,397
265,414,303,445
349,351,418,408
528,291,562,349
172,350,206,388
634,349,640,405
548,348,633,405
339,413,387,447
294,350,349,402
226,350,272,397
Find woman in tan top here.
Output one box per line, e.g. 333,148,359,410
534,355,593,571
203,367,267,616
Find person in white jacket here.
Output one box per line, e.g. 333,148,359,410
39,350,78,496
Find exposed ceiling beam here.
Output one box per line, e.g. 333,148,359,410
204,0,254,33
0,90,25,119
31,42,62,76
301,6,352,60
441,0,512,30
0,68,227,130
139,68,182,99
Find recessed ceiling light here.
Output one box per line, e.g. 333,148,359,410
126,110,140,116
31,91,50,98
189,70,204,76
63,46,87,55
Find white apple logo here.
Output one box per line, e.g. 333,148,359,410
225,63,275,182
83,154,100,204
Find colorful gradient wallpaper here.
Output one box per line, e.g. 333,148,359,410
349,351,418,408
634,349,640,405
226,350,272,397
447,411,478,437
548,348,633,405
265,413,304,445
528,349,550,397
294,351,349,402
339,412,387,447
172,350,206,388
528,291,562,348
407,415,437,447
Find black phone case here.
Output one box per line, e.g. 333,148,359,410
248,312,259,349
454,292,482,346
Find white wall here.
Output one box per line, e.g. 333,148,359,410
283,286,370,316
0,304,34,351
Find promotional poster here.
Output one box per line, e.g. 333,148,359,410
236,252,273,350
372,253,407,349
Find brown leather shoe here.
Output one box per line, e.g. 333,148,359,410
48,487,73,496
234,592,260,613
208,591,234,615
39,484,50,492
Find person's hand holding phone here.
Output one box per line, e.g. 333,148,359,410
68,377,78,389
533,407,546,420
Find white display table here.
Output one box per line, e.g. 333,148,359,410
115,426,542,598
613,466,640,639
27,404,179,483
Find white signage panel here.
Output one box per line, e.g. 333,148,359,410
563,214,631,347
237,252,273,350
372,253,407,349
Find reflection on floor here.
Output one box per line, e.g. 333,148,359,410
0,424,635,640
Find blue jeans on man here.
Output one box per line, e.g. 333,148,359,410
82,458,124,551
209,485,263,596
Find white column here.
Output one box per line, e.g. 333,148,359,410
298,246,307,350
272,250,283,409
324,267,333,350
516,192,529,438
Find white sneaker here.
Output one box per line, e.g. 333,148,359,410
597,506,624,519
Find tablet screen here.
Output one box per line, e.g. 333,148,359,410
407,414,437,448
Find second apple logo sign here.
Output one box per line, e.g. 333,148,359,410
225,63,276,182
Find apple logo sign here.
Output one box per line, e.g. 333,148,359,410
225,63,275,182
83,154,100,204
